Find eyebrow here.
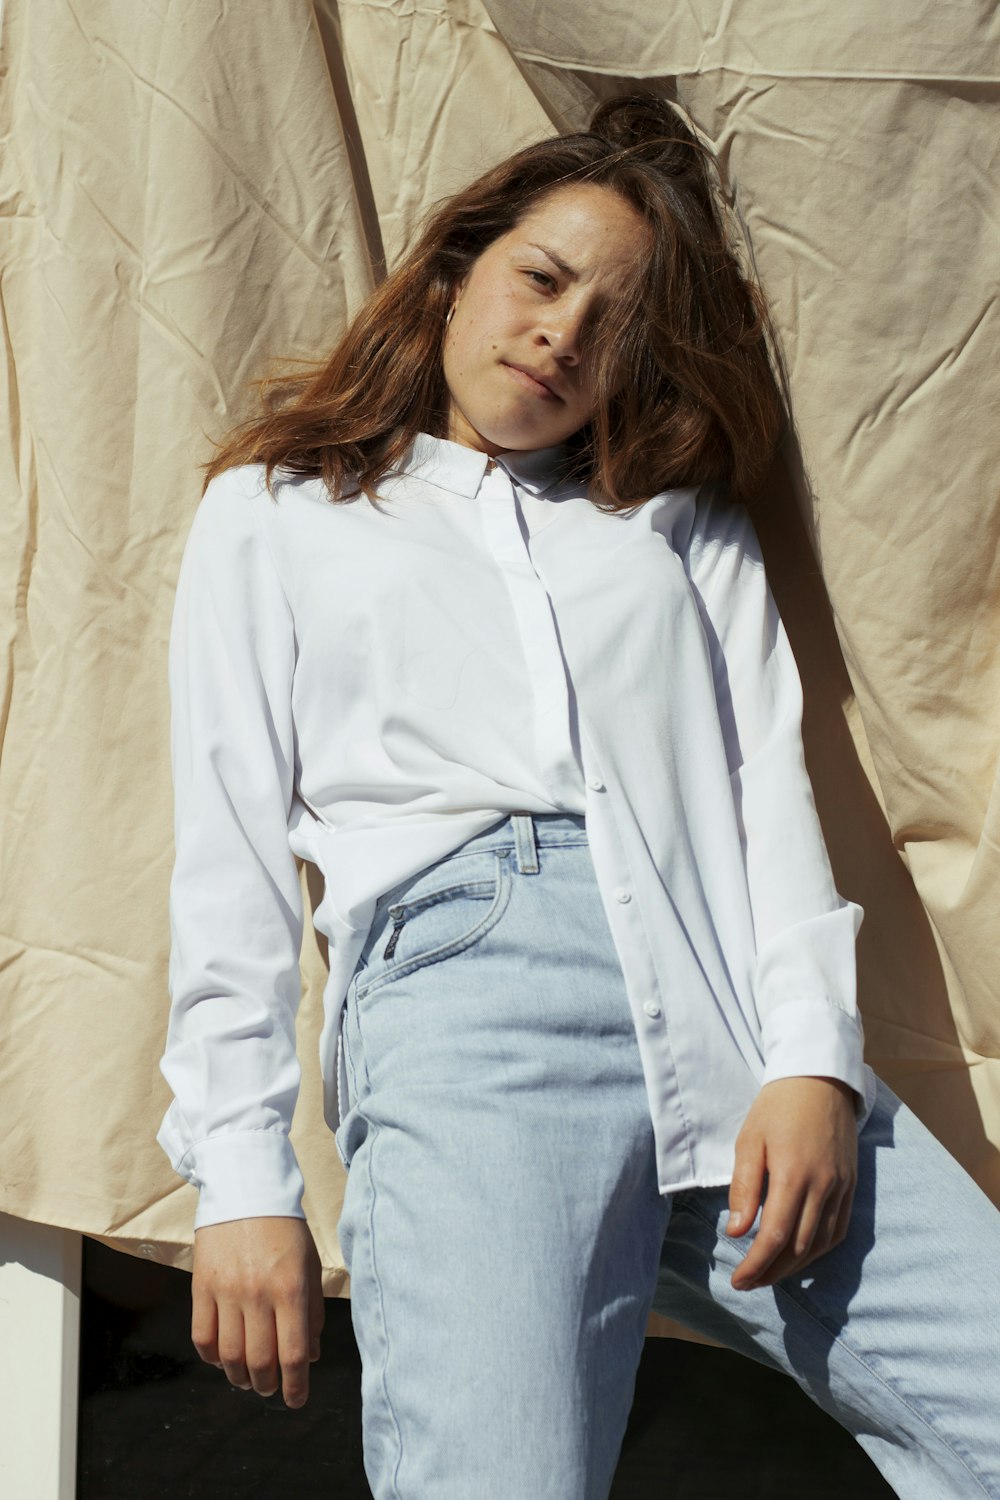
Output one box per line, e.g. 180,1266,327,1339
527,242,578,280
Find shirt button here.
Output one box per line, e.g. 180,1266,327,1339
587,775,605,791
614,886,631,903
643,999,662,1019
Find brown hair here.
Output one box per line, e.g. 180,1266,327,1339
202,91,785,512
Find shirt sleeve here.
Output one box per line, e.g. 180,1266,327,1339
683,482,868,1116
156,466,308,1228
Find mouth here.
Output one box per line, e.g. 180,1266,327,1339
502,362,562,401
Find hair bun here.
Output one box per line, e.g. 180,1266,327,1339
588,91,705,168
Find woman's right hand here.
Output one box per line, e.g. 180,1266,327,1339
191,1215,325,1408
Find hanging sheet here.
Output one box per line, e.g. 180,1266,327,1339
1,5,996,1333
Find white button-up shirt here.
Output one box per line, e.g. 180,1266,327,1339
157,432,878,1229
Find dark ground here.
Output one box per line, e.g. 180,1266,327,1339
79,1238,896,1498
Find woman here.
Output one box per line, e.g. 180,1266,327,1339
158,93,1000,1498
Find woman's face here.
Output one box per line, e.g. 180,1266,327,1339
442,182,650,456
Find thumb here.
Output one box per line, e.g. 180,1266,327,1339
726,1139,765,1236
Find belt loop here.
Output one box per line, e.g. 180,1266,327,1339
511,812,539,875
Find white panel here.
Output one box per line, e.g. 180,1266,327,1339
0,1215,81,1500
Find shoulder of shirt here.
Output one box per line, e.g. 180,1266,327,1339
191,461,321,549
639,479,755,565
196,462,289,520
198,460,354,525
683,477,764,572
182,464,301,610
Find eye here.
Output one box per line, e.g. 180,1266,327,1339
524,268,557,292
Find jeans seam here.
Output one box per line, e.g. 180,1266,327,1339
363,1117,406,1500
776,1280,994,1495
678,1197,995,1497
344,982,361,1108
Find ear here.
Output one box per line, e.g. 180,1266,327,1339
446,284,463,327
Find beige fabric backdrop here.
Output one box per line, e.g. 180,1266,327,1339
2,1,997,1332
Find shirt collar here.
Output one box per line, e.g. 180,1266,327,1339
397,430,571,498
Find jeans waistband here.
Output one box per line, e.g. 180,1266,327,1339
457,811,589,875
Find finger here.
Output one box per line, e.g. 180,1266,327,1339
216,1301,252,1392
726,1140,766,1238
309,1281,325,1363
244,1303,281,1399
190,1285,221,1367
731,1181,803,1289
791,1180,838,1259
276,1297,312,1409
796,1177,856,1273
748,1186,848,1287
831,1181,857,1247
810,1187,846,1257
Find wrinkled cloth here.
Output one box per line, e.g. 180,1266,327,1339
0,4,996,1316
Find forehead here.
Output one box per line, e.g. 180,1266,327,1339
503,183,649,281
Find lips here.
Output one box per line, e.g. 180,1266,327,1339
502,362,562,400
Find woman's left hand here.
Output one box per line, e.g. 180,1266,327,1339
725,1075,858,1291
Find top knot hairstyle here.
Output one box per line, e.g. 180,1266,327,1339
204,92,785,511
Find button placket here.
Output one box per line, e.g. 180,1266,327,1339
576,732,701,1183
476,466,582,801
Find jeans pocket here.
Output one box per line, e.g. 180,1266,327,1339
354,847,513,1000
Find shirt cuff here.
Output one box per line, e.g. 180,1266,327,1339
183,1131,307,1230
759,996,869,1120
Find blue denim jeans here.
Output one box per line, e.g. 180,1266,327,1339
335,812,1000,1500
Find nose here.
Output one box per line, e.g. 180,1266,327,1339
535,304,585,366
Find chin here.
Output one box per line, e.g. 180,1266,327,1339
478,420,570,453
449,394,576,453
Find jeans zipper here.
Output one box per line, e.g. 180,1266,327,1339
383,907,406,959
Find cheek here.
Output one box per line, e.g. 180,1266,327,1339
460,324,497,361
445,318,503,391
443,333,481,396
449,309,492,362
459,279,522,347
